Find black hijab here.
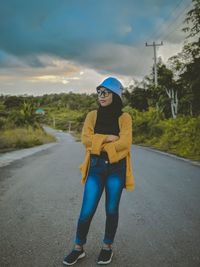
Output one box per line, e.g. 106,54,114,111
94,93,123,135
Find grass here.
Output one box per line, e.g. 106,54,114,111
0,126,56,152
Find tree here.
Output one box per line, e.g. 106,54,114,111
182,0,200,116
4,96,24,109
142,60,177,118
182,0,200,38
130,87,149,111
167,0,200,116
9,100,39,128
157,64,178,118
122,85,149,111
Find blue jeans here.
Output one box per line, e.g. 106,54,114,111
75,154,126,246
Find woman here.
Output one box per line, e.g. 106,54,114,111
63,77,135,266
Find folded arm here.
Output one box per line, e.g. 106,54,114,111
81,111,108,155
103,113,133,163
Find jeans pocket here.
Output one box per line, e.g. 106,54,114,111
119,158,126,170
110,158,126,173
90,156,98,168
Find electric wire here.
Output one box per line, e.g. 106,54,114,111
135,0,192,83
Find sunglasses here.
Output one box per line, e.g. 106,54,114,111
96,88,112,98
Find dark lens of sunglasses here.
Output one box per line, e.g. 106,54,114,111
97,90,109,97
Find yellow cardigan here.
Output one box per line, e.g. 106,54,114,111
79,110,135,191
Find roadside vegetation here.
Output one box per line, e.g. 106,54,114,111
0,99,56,152
0,127,55,152
123,106,200,161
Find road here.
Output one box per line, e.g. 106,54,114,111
0,127,200,267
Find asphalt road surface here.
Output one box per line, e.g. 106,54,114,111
0,127,200,267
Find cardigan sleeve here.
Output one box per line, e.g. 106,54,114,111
81,111,108,155
103,113,132,163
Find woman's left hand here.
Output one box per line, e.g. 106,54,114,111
104,135,119,143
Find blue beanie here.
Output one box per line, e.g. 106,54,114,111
96,77,123,98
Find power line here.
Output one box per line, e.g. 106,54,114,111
154,1,192,41
136,1,191,78
160,3,192,41
131,0,192,84
146,0,188,42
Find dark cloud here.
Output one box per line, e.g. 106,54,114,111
0,0,190,75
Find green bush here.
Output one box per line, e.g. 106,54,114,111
125,106,200,161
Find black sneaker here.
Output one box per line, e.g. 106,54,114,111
97,248,113,265
63,248,86,266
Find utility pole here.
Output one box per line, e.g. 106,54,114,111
68,121,72,133
52,115,56,128
145,41,163,87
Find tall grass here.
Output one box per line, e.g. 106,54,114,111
0,126,56,151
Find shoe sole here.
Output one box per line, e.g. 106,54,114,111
97,252,113,265
63,252,86,266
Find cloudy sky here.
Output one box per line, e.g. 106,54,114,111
0,0,192,96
